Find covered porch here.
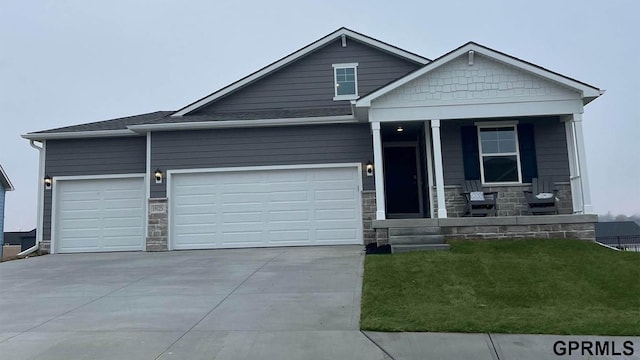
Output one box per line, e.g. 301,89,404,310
353,42,602,245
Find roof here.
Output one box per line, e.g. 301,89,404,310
357,41,603,107
171,27,430,116
595,221,640,238
143,107,352,125
30,111,173,134
0,165,14,191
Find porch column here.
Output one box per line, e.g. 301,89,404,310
423,121,435,218
371,122,386,220
572,113,593,214
431,119,447,218
564,117,583,213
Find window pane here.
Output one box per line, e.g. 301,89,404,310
499,139,516,152
481,139,499,153
337,81,355,95
497,128,515,140
480,129,498,141
483,155,518,182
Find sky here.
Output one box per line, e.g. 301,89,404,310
1,0,639,231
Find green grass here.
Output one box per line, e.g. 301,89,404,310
360,239,640,335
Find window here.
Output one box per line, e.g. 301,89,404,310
478,125,522,183
333,63,358,100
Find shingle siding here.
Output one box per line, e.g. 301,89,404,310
190,39,420,115
442,117,569,185
42,137,147,242
151,123,374,198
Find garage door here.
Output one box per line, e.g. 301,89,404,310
171,166,362,249
55,177,145,253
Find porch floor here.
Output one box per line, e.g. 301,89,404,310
373,214,597,228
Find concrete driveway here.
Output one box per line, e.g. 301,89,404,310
0,246,388,359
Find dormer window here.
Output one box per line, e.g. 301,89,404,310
333,63,358,100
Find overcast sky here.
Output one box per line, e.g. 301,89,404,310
1,0,639,231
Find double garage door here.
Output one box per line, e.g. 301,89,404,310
54,166,362,253
171,166,362,250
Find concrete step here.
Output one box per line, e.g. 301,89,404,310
389,226,442,236
392,244,450,253
389,234,445,245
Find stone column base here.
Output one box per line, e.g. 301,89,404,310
147,198,168,251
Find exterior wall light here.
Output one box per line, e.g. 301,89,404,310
44,175,52,190
396,126,404,132
154,169,163,184
365,161,374,177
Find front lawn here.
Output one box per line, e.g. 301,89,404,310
360,239,640,335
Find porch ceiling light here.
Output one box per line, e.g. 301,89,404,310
396,126,404,132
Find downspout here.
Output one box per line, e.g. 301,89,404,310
18,140,44,257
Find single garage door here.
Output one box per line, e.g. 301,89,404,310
55,177,145,253
171,166,362,249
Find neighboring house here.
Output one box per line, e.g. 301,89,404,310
595,221,640,251
4,229,37,252
0,165,15,259
23,28,602,254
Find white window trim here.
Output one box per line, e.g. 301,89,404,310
477,124,523,185
333,63,359,100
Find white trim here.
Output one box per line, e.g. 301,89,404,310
128,116,357,132
22,129,138,141
371,122,386,220
166,163,364,250
357,42,601,107
145,132,152,247
572,113,593,214
333,63,359,100
431,120,447,218
476,124,523,185
0,165,14,191
31,140,45,247
50,174,146,254
423,122,435,218
172,28,429,116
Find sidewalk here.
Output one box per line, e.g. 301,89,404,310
364,332,640,360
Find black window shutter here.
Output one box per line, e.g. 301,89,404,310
460,126,481,180
517,123,538,183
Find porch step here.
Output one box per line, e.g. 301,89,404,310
389,234,445,245
388,226,449,253
389,226,442,236
392,244,451,253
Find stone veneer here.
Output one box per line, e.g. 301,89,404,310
361,191,376,245
434,182,572,218
147,198,168,251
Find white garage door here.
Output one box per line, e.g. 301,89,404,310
55,177,145,253
171,166,362,249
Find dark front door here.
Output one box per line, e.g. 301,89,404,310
383,145,422,217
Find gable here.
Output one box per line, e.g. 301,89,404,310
372,53,581,109
189,38,421,116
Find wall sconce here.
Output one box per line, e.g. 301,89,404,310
365,161,374,177
154,168,163,184
44,175,52,190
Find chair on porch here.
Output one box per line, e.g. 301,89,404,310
524,177,559,215
460,180,498,217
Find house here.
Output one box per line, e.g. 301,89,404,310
4,229,37,252
0,165,15,259
23,28,602,254
595,221,640,251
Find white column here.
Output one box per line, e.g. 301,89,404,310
572,113,593,214
423,121,435,218
564,117,582,213
371,122,386,220
431,119,447,218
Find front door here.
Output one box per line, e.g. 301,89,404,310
383,144,423,217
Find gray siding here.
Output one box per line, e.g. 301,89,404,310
441,117,570,185
191,39,421,114
151,123,374,198
43,137,147,242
